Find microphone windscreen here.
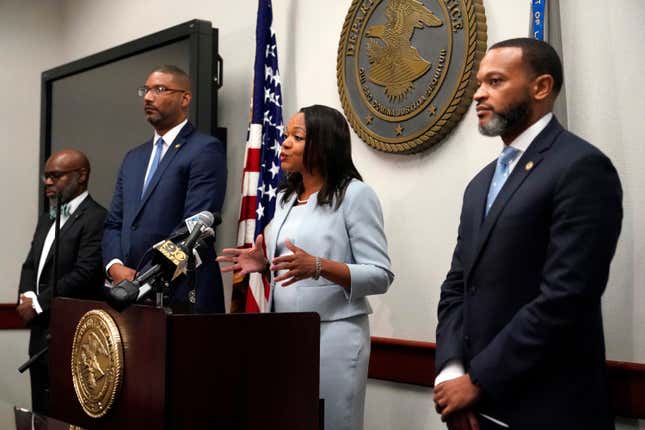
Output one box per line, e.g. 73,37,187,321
200,211,215,227
211,212,222,226
107,280,140,311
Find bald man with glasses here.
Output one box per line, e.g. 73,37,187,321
18,149,107,414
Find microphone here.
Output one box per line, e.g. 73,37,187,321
181,211,215,251
168,211,222,241
106,265,164,310
107,211,218,310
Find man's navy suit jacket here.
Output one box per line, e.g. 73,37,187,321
436,118,622,429
102,121,227,313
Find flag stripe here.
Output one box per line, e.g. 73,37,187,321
245,148,262,171
239,195,258,220
241,172,261,197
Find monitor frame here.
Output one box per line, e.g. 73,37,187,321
39,19,222,212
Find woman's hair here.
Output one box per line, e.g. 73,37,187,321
280,104,362,209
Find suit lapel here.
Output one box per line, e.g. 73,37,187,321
40,196,93,270
268,194,297,261
131,138,153,204
33,215,53,270
468,117,564,276
471,162,495,240
134,122,194,220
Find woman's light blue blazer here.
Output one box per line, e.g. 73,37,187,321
265,179,394,319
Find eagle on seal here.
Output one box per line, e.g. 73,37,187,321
366,0,442,102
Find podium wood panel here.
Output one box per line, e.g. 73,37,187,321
49,299,168,429
48,298,320,429
166,313,320,429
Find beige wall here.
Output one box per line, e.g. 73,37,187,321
0,0,63,407
560,0,645,363
0,0,63,302
1,0,643,427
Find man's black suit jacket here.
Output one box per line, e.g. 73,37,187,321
436,118,622,429
18,195,107,356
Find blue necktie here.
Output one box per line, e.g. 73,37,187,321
486,146,520,215
142,137,164,197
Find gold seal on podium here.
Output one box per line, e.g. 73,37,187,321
71,309,124,418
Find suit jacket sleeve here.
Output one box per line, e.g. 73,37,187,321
38,208,107,313
344,182,394,301
103,159,126,264
183,137,227,219
468,153,623,399
435,198,467,372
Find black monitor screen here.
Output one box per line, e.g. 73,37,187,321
50,40,190,208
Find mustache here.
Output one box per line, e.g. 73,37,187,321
476,103,514,121
475,102,494,112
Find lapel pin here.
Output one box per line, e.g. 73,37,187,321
525,161,534,171
175,144,182,149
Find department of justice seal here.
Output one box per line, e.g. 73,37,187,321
337,0,487,153
71,309,124,418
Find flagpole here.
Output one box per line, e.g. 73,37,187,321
530,0,567,127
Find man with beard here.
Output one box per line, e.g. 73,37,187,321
102,65,226,313
433,38,622,429
17,149,107,414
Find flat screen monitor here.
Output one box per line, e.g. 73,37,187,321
40,19,221,210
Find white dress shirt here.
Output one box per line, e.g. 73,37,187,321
504,112,553,174
21,190,89,314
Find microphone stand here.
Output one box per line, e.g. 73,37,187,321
186,250,196,314
19,192,63,374
52,191,62,300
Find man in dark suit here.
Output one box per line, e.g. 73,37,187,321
433,38,622,429
102,65,226,313
17,149,107,414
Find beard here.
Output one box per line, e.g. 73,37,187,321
478,96,531,138
145,108,163,126
49,177,79,207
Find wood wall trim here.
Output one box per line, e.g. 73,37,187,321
0,303,25,329
607,360,645,418
368,336,645,419
1,305,643,417
368,336,436,386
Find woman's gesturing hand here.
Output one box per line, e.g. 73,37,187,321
271,239,318,286
217,234,268,275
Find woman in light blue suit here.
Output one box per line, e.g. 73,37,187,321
219,105,394,430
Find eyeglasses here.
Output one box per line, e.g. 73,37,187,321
42,169,80,182
137,85,186,97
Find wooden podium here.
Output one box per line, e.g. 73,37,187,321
48,298,320,429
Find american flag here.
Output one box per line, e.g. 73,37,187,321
231,0,285,313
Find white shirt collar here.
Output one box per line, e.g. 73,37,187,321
66,190,89,216
506,112,553,153
153,118,188,146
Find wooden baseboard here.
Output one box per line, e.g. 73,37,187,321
0,303,24,329
368,336,645,419
1,304,643,417
368,336,436,386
